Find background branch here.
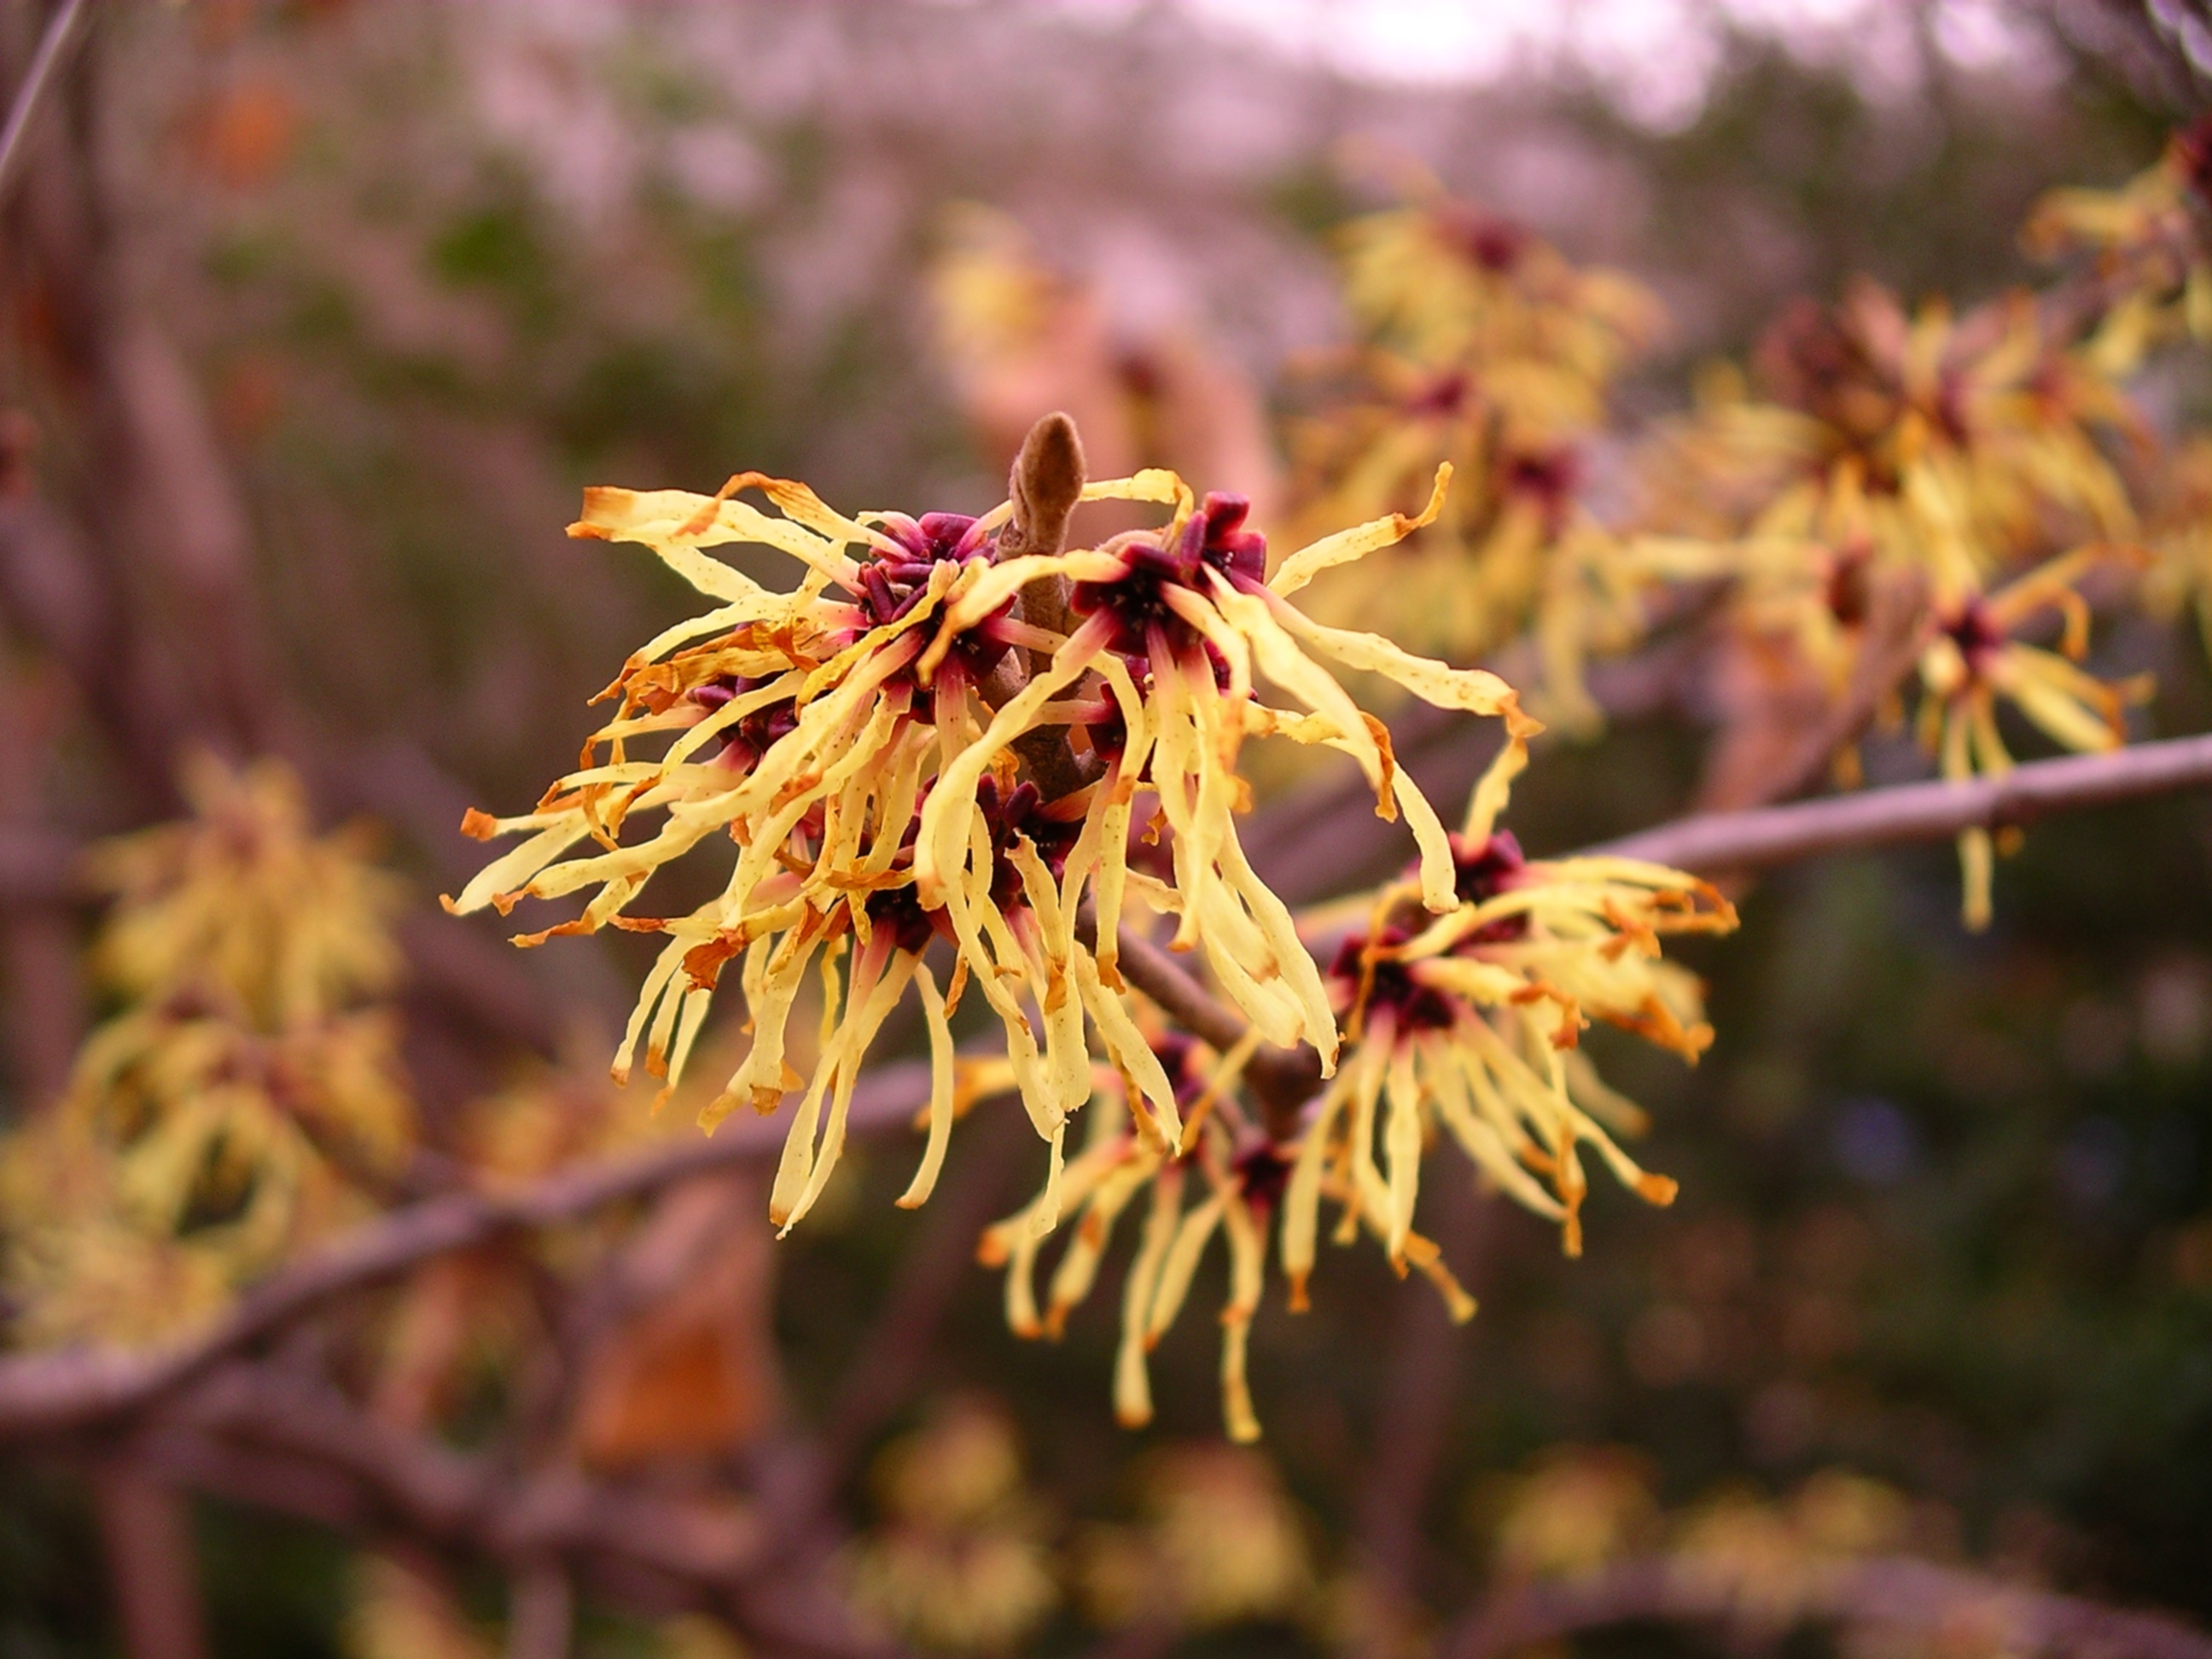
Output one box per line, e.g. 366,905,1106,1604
1591,732,2212,874
1447,1552,2212,1659
0,1062,931,1439
0,0,90,206
14,733,2212,1441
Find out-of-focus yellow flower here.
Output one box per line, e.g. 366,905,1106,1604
656,1616,749,1659
847,1397,1060,1654
1486,1445,1661,1582
0,1210,232,1349
1639,282,2139,607
1913,545,2151,928
1629,261,2161,910
927,204,1284,523
2146,434,2212,666
450,465,1533,1238
2023,119,2212,375
3,758,413,1346
1334,194,1662,393
1286,754,1734,1286
344,1557,492,1659
1077,1444,1313,1630
88,753,404,1026
978,1030,1278,1442
1671,1470,1912,1633
1290,189,1662,728
460,1034,697,1190
930,205,1075,411
983,754,1729,1440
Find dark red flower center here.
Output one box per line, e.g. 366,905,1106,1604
1232,1139,1294,1211
1070,492,1266,657
1435,206,1527,273
975,775,1084,913
859,510,1016,694
1329,925,1458,1032
693,674,800,769
1942,599,2005,670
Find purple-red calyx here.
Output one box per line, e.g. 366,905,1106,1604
1435,204,1527,273
1328,831,1534,1023
1452,829,1532,945
1503,448,1580,534
854,774,1085,953
1148,1027,1296,1206
975,776,1084,912
1941,599,2005,671
1231,1138,1294,1211
864,879,943,956
693,674,800,771
1329,925,1457,1032
1825,540,1873,627
1070,492,1267,655
862,510,1016,688
1407,370,1470,418
2173,113,2212,203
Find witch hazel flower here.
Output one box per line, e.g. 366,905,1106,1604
978,1022,1289,1443
448,470,1180,1232
1282,754,1736,1296
1914,543,2151,928
446,418,1535,1240
977,754,1733,1447
914,469,1541,1064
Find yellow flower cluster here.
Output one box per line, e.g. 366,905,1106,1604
2146,434,2212,665
450,463,1534,1238
3,758,413,1345
1075,1445,1313,1631
2023,118,2212,375
1639,281,2139,601
1913,547,2151,926
978,1041,1278,1441
847,1398,1060,1654
1295,765,1733,1276
1288,183,1664,728
978,757,1732,1441
1633,272,2155,923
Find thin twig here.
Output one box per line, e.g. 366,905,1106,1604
1699,573,1934,814
162,1361,769,1588
1590,732,2212,874
10,735,2212,1439
124,1361,903,1659
137,1404,891,1659
1108,923,1249,1054
0,1061,931,1440
1349,1179,1490,1659
90,1464,208,1659
506,1565,573,1659
1447,1552,2212,1659
0,0,91,211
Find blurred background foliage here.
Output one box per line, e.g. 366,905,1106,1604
3,1,2212,1656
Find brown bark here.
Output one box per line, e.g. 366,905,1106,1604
91,1466,208,1659
1349,1179,1489,1659
1447,1552,2212,1659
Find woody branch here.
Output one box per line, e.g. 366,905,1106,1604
1447,1552,2212,1659
4,731,2212,1438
